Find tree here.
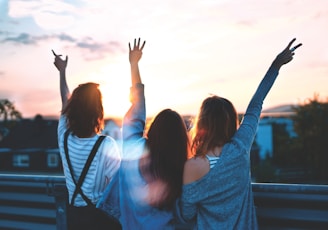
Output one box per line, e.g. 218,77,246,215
0,99,22,121
292,95,328,182
0,99,22,139
272,122,304,168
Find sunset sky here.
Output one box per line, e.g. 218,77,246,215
1,0,327,119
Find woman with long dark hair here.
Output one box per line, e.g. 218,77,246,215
175,38,302,229
99,38,190,229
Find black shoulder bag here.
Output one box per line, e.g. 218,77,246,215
64,130,122,230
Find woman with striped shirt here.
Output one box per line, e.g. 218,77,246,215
53,50,121,229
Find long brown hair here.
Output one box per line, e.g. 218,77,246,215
191,95,239,157
143,109,190,210
62,82,104,138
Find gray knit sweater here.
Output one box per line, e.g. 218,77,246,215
175,66,280,230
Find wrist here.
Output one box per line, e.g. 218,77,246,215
130,62,139,67
271,59,282,69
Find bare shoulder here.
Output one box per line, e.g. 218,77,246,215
183,156,210,185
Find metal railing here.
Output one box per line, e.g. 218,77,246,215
252,183,328,229
0,173,66,230
0,173,328,230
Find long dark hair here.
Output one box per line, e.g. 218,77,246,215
191,95,239,157
62,82,104,138
143,109,190,210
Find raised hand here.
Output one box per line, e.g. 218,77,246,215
52,49,70,108
52,49,68,72
272,38,302,68
129,38,146,65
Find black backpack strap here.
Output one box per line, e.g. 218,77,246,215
64,130,78,186
71,135,105,206
64,130,106,206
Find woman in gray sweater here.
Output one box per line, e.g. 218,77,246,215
175,38,302,229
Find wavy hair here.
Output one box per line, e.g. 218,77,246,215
143,109,190,210
191,95,239,157
62,82,104,138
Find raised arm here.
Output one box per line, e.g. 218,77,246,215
250,38,302,108
52,49,70,111
235,38,302,148
122,38,146,142
129,38,146,86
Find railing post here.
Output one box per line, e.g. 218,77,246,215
49,183,68,230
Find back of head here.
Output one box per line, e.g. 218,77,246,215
62,82,104,138
191,95,238,157
145,109,190,209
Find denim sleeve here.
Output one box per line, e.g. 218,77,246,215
122,83,146,142
97,171,120,219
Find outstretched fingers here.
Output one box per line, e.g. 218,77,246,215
275,38,302,67
52,49,57,56
286,38,302,52
131,38,146,51
137,38,141,47
140,40,146,50
290,43,302,52
286,38,296,50
51,49,62,57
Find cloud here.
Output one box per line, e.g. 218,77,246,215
58,33,76,42
2,33,37,45
1,32,72,45
1,31,124,60
76,38,123,60
8,0,80,30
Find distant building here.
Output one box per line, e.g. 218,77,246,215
0,107,298,171
256,118,274,159
255,104,297,160
0,115,123,173
0,115,60,172
102,118,122,141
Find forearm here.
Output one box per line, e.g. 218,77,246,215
238,39,300,150
122,84,146,141
130,63,141,86
251,63,280,105
236,64,280,149
175,198,197,224
59,70,70,111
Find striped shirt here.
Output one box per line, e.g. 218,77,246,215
206,155,220,169
58,116,121,207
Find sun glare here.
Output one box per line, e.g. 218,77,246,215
96,60,132,119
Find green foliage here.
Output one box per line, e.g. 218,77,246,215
0,99,22,121
0,99,22,131
292,95,328,181
272,122,304,168
252,154,277,183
